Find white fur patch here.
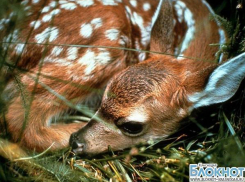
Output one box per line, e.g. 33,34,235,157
143,3,151,11
80,23,93,38
41,6,50,13
67,47,78,60
32,0,39,4
78,49,96,75
0,19,10,30
2,30,19,51
134,12,150,46
42,14,52,22
35,27,59,43
127,108,148,123
77,0,94,7
24,6,31,11
51,46,63,56
91,18,103,29
105,29,120,41
49,1,57,8
60,2,77,10
59,0,68,4
100,0,119,6
78,48,111,75
118,35,129,46
30,20,41,29
21,0,29,6
129,0,137,7
15,44,25,54
125,6,151,46
135,39,146,61
50,9,61,16
125,6,135,24
97,48,111,64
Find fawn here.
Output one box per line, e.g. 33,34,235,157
70,0,245,156
1,0,159,152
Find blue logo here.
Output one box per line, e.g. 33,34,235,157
189,163,245,181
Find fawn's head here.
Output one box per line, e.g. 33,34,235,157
70,0,245,155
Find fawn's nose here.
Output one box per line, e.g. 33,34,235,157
70,133,86,155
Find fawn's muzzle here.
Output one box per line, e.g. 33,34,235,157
69,133,86,155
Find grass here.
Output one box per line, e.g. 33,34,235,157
0,0,245,182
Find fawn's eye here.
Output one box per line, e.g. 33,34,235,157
116,119,145,136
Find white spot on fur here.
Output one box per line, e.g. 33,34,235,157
35,27,59,43
67,47,78,60
59,0,68,4
24,6,31,11
125,6,135,24
80,23,93,38
61,2,77,10
91,18,103,29
97,48,111,64
21,0,29,5
78,48,111,75
77,0,94,7
32,0,39,4
127,107,148,123
118,35,129,46
129,0,137,7
143,3,151,11
42,14,52,22
15,44,25,54
133,12,150,46
2,29,19,51
30,20,41,29
178,108,187,117
41,6,50,13
0,19,10,30
125,6,151,46
175,1,185,22
100,0,119,6
42,9,60,22
78,49,96,75
105,29,119,41
49,1,57,8
51,46,63,56
135,39,146,61
50,9,61,16
3,30,19,43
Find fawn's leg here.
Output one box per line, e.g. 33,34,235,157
5,89,88,152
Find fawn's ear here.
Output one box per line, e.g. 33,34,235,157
188,53,245,109
150,0,174,54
